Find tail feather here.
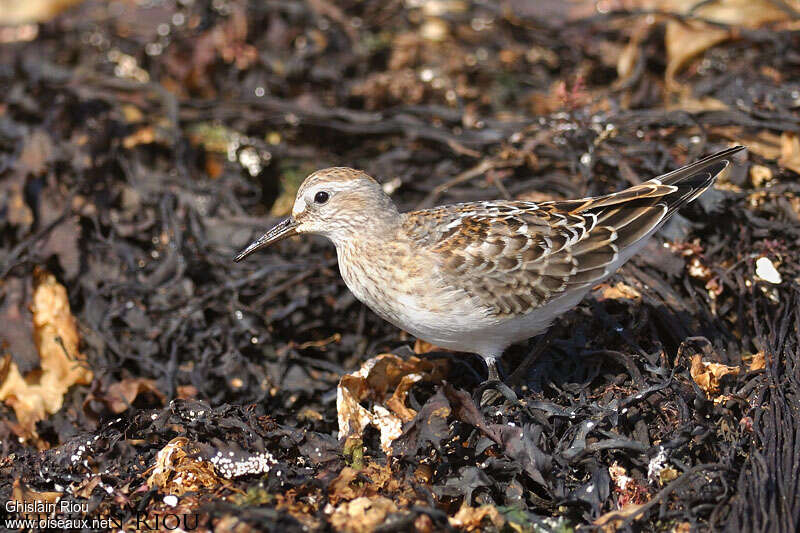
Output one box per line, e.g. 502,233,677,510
656,145,745,187
575,145,745,226
563,146,745,285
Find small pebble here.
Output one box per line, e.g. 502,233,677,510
755,257,781,284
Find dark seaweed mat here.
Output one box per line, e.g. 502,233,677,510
0,1,799,531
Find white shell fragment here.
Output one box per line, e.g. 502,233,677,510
755,257,782,284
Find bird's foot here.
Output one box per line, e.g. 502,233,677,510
475,357,517,406
475,379,517,406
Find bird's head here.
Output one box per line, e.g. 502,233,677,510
234,167,399,261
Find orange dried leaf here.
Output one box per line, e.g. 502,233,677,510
779,132,800,175
690,354,740,396
146,437,226,496
274,487,324,530
385,373,423,423
0,270,93,441
662,0,792,26
10,479,62,518
448,503,506,531
109,378,163,409
711,128,780,160
665,20,728,89
747,351,766,372
413,339,442,354
337,353,447,454
749,165,773,187
609,461,649,508
663,0,793,88
95,378,166,414
72,476,102,499
330,496,399,533
122,126,156,149
328,467,362,504
329,462,414,507
594,502,647,532
596,282,642,302
0,0,85,24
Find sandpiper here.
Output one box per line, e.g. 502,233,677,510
235,146,745,384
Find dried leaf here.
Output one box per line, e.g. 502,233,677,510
594,502,647,532
103,378,166,413
747,351,766,372
0,354,10,386
385,373,423,423
122,126,157,149
330,496,399,533
273,487,324,530
615,18,654,87
665,20,728,89
595,282,642,302
448,503,505,531
668,95,729,113
328,461,416,511
663,0,793,88
72,476,102,499
779,132,800,175
337,353,447,454
662,0,792,26
10,479,62,519
146,437,225,495
413,339,442,354
0,0,84,24
690,354,740,396
0,269,93,441
749,165,773,187
715,128,782,160
328,467,363,503
658,465,679,485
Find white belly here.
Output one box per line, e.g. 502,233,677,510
339,250,592,359
381,287,591,358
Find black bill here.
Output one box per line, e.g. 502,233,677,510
233,217,299,262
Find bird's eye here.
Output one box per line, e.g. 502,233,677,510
314,191,329,204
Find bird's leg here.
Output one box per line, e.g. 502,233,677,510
476,355,517,406
486,356,501,382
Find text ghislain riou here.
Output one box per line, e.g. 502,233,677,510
6,500,88,514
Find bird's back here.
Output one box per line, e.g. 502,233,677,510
401,146,744,320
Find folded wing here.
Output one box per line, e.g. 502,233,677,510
403,146,744,318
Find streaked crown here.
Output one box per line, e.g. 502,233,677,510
291,167,400,244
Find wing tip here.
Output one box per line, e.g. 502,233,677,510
660,145,747,186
